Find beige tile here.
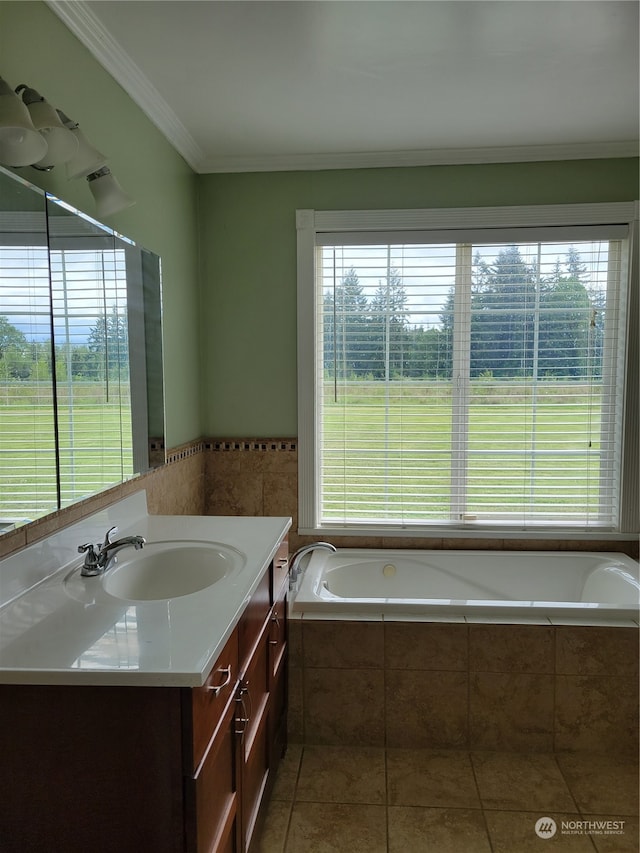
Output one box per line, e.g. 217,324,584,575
556,752,640,816
554,675,639,754
388,806,491,853
387,748,481,808
587,815,639,852
555,627,639,676
255,798,291,853
296,745,386,804
471,751,577,812
470,672,554,751
286,802,387,853
207,470,264,515
385,669,468,749
384,622,468,670
302,620,384,669
270,744,302,802
0,527,26,558
485,811,598,852
287,621,302,667
381,537,444,549
263,472,297,519
287,665,303,743
303,668,385,746
469,624,554,673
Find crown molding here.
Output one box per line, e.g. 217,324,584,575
47,1,638,175
199,141,639,174
46,0,206,172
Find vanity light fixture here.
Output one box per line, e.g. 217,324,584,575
57,109,108,179
0,72,135,216
0,76,48,166
87,166,135,217
14,84,78,170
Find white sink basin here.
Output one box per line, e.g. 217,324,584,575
101,540,245,601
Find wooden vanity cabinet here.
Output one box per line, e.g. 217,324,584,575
0,539,289,853
185,541,290,853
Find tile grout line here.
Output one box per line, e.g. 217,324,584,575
281,743,304,853
468,750,496,853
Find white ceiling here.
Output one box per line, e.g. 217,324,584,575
50,0,639,173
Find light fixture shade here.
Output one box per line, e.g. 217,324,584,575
0,77,48,166
16,85,78,167
65,125,108,179
87,167,135,217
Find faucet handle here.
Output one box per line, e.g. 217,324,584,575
78,542,100,572
102,526,118,549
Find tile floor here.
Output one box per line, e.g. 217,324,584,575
255,745,639,852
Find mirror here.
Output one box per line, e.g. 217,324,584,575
0,166,164,532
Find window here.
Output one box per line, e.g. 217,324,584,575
297,204,638,535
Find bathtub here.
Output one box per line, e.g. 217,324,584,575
292,549,640,622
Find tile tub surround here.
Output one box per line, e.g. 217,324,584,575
288,620,639,755
255,744,639,853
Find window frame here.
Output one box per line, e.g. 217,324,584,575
296,202,639,539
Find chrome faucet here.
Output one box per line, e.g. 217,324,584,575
78,525,145,577
289,541,336,589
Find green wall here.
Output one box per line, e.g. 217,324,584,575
198,158,638,436
0,1,201,448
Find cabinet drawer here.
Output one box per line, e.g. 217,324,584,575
239,570,270,670
270,538,289,603
190,629,239,772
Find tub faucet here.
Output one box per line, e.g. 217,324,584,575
78,525,145,577
289,541,336,590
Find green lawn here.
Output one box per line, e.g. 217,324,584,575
0,383,132,519
321,380,603,522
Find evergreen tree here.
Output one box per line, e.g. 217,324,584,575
0,316,31,379
323,267,371,379
87,305,129,380
369,269,408,378
470,246,538,378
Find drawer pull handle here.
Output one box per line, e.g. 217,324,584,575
207,665,232,696
269,612,280,645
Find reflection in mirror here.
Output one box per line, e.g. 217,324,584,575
0,166,164,532
0,169,55,526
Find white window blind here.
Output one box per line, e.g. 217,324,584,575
49,244,133,509
0,231,133,523
298,206,637,534
0,240,57,522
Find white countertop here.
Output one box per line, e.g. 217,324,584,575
0,495,291,687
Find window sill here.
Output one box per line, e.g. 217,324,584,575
299,525,638,543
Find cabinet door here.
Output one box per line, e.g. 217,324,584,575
238,620,270,853
185,696,239,853
268,594,288,765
